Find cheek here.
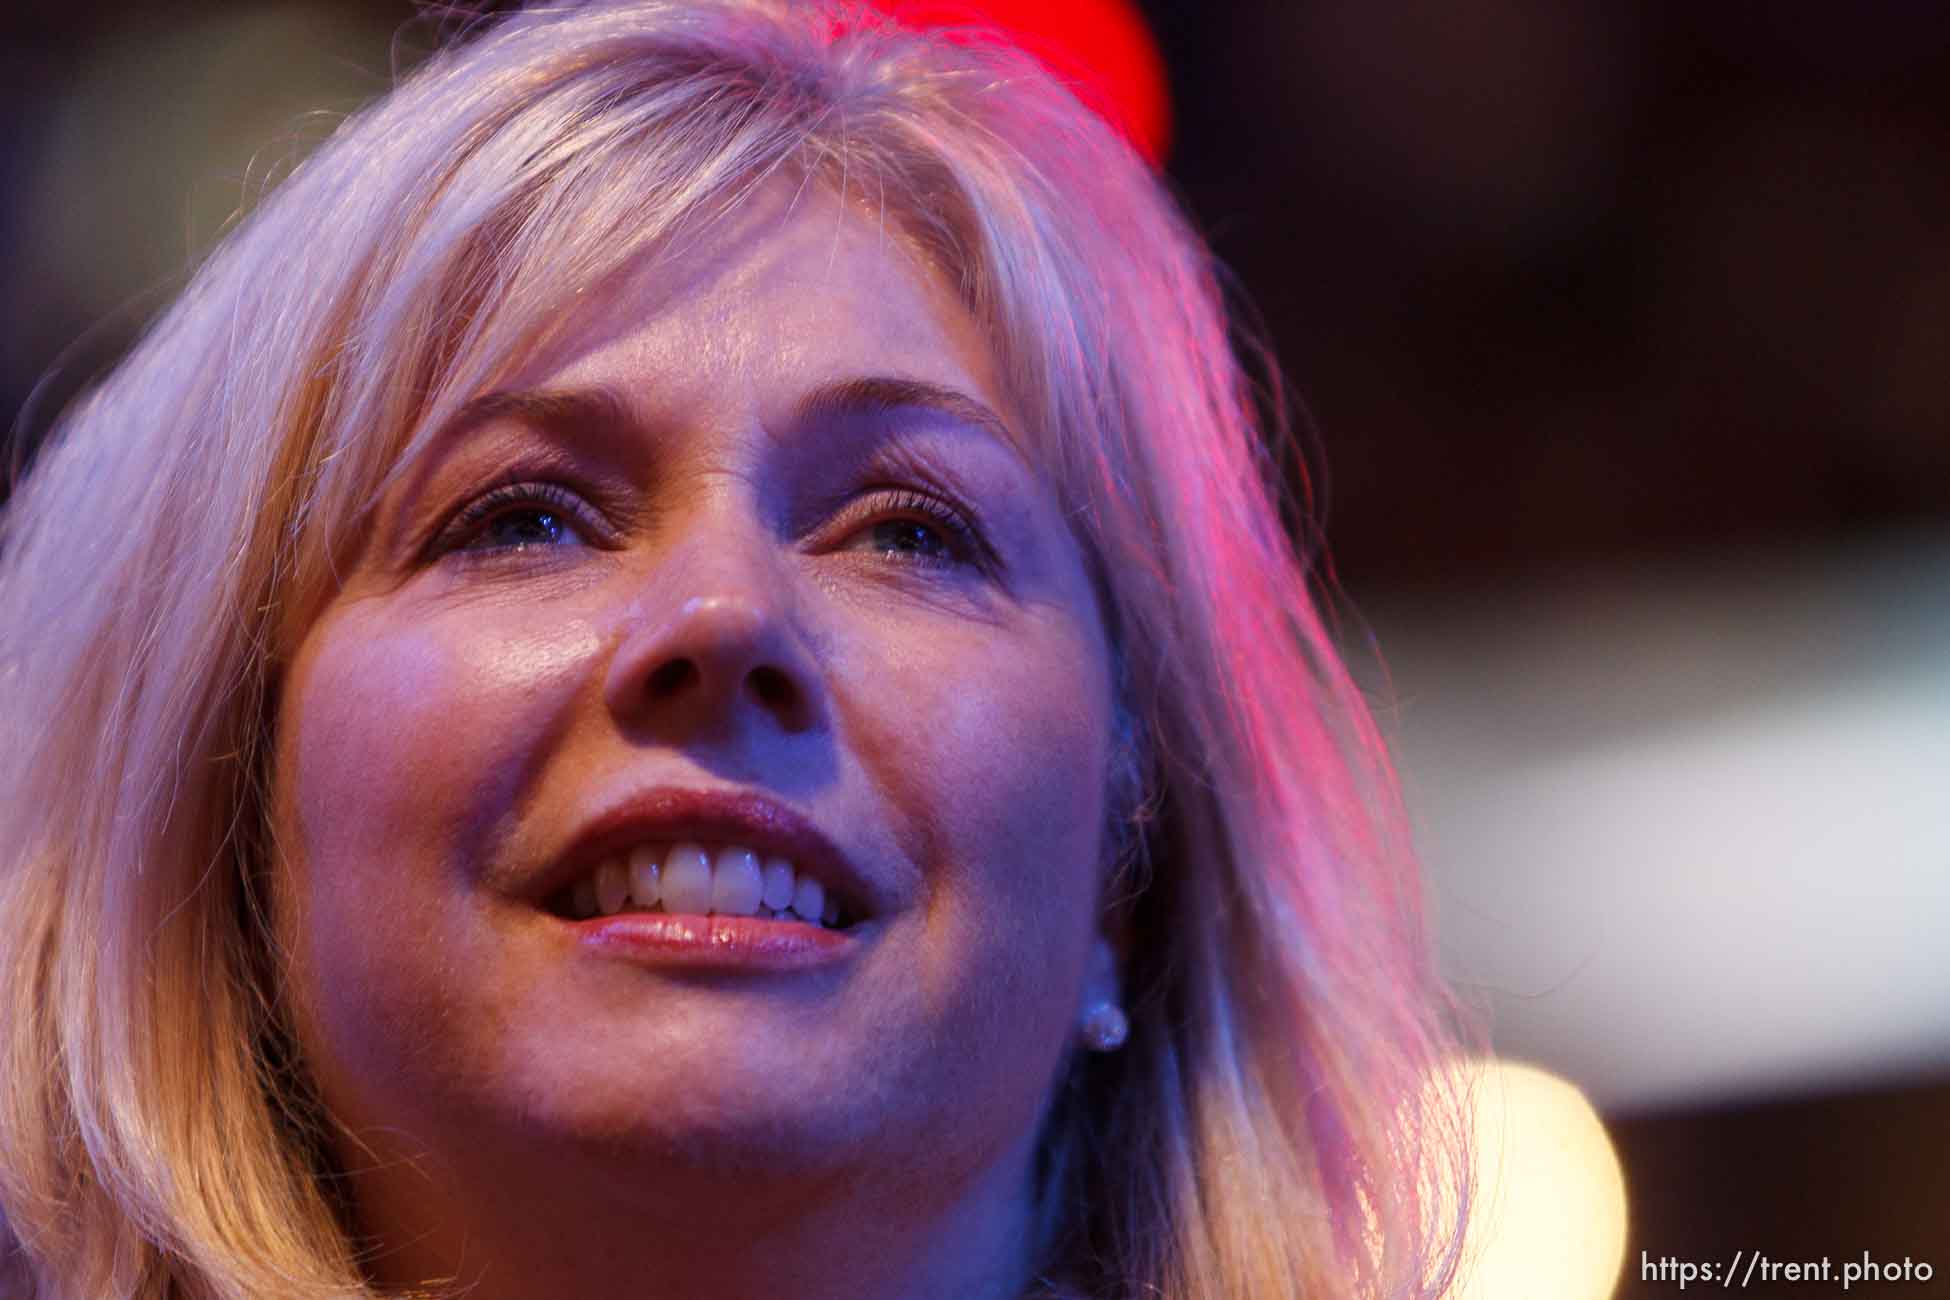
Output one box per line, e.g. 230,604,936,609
279,606,600,885
943,669,1107,894
271,603,602,1078
848,608,1114,993
894,614,1116,1152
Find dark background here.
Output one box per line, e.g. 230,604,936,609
4,3,1946,1293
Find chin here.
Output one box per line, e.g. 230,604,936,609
487,1020,898,1169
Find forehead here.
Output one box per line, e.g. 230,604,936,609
478,177,1025,463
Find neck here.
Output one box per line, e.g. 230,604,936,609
347,1131,1044,1300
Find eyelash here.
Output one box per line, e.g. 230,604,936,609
842,487,991,571
432,481,603,562
430,480,993,573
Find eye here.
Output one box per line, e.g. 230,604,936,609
433,481,601,559
866,517,950,562
477,506,577,550
841,488,988,570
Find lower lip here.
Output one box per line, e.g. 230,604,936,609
568,911,859,971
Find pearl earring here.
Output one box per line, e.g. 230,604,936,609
1079,1001,1129,1052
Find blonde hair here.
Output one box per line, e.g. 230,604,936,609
0,3,1472,1296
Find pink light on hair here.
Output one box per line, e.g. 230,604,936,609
871,0,1172,163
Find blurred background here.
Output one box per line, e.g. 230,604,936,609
3,1,1945,1292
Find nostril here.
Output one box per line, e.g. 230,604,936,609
748,665,797,715
648,659,696,697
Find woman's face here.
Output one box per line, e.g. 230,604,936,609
271,180,1119,1265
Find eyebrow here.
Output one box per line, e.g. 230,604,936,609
429,375,1017,453
791,376,1023,458
429,385,638,451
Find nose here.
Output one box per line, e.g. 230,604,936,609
602,535,825,741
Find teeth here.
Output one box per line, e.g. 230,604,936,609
595,859,629,916
711,845,764,916
564,840,850,929
761,857,795,910
627,844,662,906
661,843,714,915
790,875,824,925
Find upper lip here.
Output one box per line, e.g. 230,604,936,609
537,786,883,919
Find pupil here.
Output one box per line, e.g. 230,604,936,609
492,509,562,548
874,519,943,558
